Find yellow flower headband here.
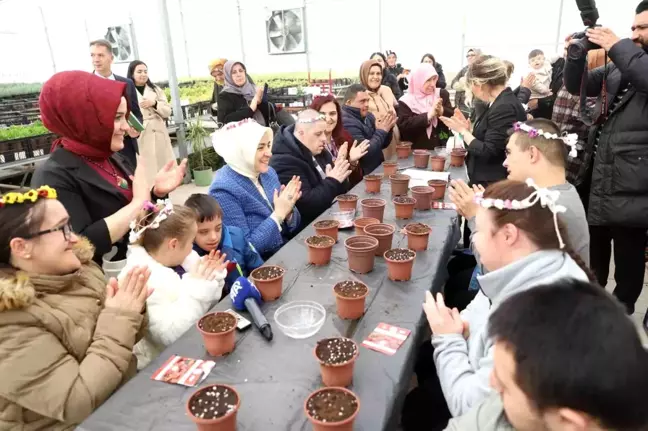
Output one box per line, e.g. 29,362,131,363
0,186,57,208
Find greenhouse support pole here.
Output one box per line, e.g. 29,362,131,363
377,0,383,52
179,0,192,77
554,0,565,54
304,0,310,75
158,0,190,184
39,5,57,74
237,0,246,64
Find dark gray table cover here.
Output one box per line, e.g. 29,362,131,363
77,159,467,431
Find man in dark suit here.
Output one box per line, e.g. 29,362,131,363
90,39,143,168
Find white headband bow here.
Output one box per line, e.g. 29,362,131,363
129,199,174,243
474,178,567,249
513,122,579,158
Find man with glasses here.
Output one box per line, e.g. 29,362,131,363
451,48,482,118
270,109,353,229
563,0,648,323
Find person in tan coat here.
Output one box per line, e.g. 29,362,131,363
128,60,176,188
0,186,150,430
359,59,401,160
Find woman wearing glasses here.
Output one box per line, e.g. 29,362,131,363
0,186,151,429
32,71,187,275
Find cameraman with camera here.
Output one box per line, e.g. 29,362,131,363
564,0,648,317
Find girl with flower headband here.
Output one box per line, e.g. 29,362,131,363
403,179,594,429
119,200,229,369
0,186,151,428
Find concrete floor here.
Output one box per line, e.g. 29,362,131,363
170,178,648,345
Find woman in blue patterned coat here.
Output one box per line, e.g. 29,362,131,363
209,119,302,260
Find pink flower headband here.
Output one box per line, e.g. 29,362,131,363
474,178,567,249
222,118,258,131
513,122,579,158
297,113,326,124
129,199,174,243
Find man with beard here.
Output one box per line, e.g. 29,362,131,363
563,0,648,320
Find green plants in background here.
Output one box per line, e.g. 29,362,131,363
186,118,214,186
438,131,450,141
0,121,50,142
0,83,43,98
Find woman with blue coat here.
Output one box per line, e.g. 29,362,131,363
209,119,302,260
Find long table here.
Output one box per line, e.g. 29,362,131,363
77,157,467,431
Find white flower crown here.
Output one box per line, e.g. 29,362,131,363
129,199,174,243
513,122,579,158
474,178,567,249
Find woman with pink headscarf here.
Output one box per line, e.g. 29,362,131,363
397,63,454,150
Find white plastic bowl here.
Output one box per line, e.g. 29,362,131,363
274,300,326,339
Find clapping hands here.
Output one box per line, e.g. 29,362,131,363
192,250,229,281
273,176,302,219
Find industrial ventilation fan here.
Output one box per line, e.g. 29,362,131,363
266,8,306,54
104,25,134,62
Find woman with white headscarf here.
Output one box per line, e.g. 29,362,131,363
217,61,272,126
209,119,302,259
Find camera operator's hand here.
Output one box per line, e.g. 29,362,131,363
585,27,621,52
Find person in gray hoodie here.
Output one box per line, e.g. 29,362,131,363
446,118,590,310
445,278,648,431
402,179,594,431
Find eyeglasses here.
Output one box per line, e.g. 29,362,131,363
22,221,74,242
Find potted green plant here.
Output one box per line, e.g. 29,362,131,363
187,118,213,187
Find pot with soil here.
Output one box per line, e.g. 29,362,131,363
392,196,417,219
353,217,379,236
450,148,467,167
384,248,417,281
413,150,431,169
363,223,395,256
314,220,340,242
382,161,398,176
390,174,411,197
336,194,359,212
405,223,432,251
314,337,359,387
333,280,369,319
427,180,448,200
186,384,240,431
197,312,237,356
360,198,387,222
430,155,446,172
305,387,360,431
306,235,335,266
410,186,435,211
364,174,383,194
250,265,285,301
344,236,379,274
396,142,413,159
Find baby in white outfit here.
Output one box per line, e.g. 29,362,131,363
527,49,553,100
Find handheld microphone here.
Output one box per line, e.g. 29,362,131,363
230,277,273,341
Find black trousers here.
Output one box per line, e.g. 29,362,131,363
401,343,452,431
590,225,647,314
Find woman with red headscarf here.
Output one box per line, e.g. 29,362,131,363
32,71,187,269
310,94,369,188
397,63,454,151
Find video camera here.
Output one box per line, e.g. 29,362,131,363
568,0,602,61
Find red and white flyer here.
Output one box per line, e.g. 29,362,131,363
362,323,412,355
432,202,457,210
151,355,216,387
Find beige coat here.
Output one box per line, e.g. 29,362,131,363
136,85,176,187
0,238,147,430
367,85,400,161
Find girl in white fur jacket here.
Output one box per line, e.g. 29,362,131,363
119,200,228,369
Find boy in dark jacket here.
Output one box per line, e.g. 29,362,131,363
185,194,264,295
270,110,352,228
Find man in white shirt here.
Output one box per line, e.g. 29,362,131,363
90,39,143,167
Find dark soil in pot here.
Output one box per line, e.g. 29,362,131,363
314,220,340,242
315,220,339,229
393,196,416,204
307,235,335,247
385,248,416,261
316,338,358,365
188,385,238,420
251,265,284,280
305,388,359,424
406,223,431,234
336,194,359,212
334,280,368,298
199,313,237,333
